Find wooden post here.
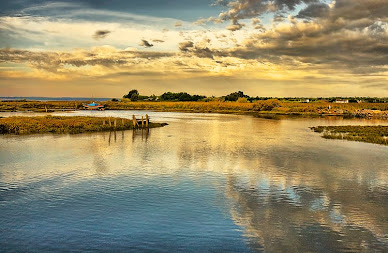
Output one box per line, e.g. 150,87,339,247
132,115,138,129
142,116,144,129
45,105,48,112
109,117,112,126
146,114,149,128
121,118,124,126
114,119,117,128
103,120,105,126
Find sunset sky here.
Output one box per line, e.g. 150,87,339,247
0,0,387,97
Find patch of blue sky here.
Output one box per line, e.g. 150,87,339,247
0,0,224,22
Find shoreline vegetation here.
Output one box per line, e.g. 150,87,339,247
1,100,388,119
311,125,388,145
0,116,167,135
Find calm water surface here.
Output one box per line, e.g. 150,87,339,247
1,111,388,252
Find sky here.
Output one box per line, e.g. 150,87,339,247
0,0,387,97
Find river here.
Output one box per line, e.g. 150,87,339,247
1,111,388,252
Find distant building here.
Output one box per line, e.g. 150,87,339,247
335,99,349,104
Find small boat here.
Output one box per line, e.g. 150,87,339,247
83,102,105,110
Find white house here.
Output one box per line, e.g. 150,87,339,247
335,99,349,103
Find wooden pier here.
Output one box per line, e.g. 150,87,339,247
133,114,150,129
104,114,151,129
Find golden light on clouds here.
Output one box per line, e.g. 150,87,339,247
0,0,387,97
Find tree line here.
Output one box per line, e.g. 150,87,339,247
123,90,253,102
121,90,388,103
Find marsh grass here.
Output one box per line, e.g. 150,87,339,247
0,101,83,112
102,101,388,114
1,100,388,116
311,125,388,145
0,116,166,135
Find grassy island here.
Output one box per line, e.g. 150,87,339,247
311,125,388,145
0,116,167,135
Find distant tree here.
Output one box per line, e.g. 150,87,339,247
123,90,139,100
225,91,249,102
160,92,206,101
191,95,206,101
111,98,119,102
138,95,149,100
130,94,139,101
178,92,192,101
160,92,175,101
328,97,336,103
348,98,358,103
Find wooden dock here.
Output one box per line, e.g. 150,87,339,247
103,114,151,129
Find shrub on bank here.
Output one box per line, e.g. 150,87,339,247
311,125,388,145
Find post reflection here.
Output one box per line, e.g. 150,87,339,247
104,128,151,145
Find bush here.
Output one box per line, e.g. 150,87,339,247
237,97,249,103
253,99,282,111
224,91,248,102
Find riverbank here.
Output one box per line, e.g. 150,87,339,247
311,125,388,145
0,116,167,135
1,100,388,118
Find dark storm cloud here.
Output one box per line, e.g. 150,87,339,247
2,0,388,82
226,20,245,31
178,41,194,52
92,30,111,40
0,48,69,72
225,27,388,73
189,47,217,59
0,48,175,72
332,0,388,21
188,0,388,73
212,0,319,22
139,39,153,48
179,41,228,59
296,3,329,19
179,39,225,59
